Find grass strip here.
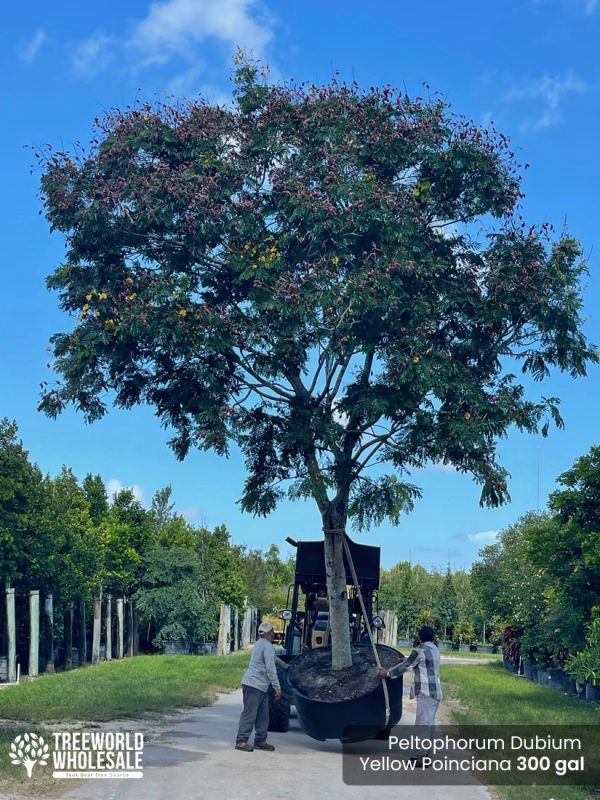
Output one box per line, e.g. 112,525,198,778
441,662,600,800
0,652,250,723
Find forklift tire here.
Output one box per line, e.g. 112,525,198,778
267,688,291,733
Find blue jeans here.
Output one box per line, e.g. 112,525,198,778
236,685,269,744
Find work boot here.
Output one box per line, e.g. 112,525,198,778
235,741,254,752
253,741,275,751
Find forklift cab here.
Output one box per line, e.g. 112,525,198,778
278,535,382,657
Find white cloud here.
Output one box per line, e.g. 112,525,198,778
19,30,46,63
131,0,273,62
71,32,116,77
107,478,145,505
467,530,499,546
503,69,588,130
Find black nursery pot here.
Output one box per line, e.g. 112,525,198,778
523,660,537,681
548,668,565,690
285,643,404,742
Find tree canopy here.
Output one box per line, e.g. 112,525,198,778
37,57,597,668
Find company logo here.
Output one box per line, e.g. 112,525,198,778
52,732,144,779
6,730,144,780
10,733,50,778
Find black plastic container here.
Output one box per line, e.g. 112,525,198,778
284,643,404,741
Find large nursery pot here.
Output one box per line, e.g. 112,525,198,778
522,660,537,681
284,643,404,742
548,668,565,690
536,668,549,685
585,682,600,703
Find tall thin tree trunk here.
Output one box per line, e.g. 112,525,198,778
116,598,124,658
92,595,101,665
133,602,139,655
126,599,134,657
43,594,54,673
28,590,40,678
64,604,73,669
105,595,112,661
323,526,352,671
77,597,87,666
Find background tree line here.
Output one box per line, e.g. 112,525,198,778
0,418,294,666
471,445,600,673
379,561,491,646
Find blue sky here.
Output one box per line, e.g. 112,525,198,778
3,0,599,569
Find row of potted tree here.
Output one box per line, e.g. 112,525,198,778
509,619,600,702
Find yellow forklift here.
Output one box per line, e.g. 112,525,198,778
267,535,384,732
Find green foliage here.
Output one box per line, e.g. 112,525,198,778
135,545,218,645
238,543,295,612
38,57,597,540
348,476,421,531
43,467,102,603
379,561,486,642
471,447,600,668
453,619,476,645
567,616,600,686
527,447,600,624
198,524,245,608
0,419,45,586
471,513,548,629
436,568,458,637
82,473,109,524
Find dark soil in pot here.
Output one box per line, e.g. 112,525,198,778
288,644,404,703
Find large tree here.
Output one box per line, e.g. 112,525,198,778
38,59,597,669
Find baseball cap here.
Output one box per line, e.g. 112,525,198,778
258,621,275,634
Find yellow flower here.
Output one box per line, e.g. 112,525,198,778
85,293,93,301
332,255,340,265
412,356,420,364
82,304,90,312
143,114,150,121
99,292,108,300
464,412,472,421
105,319,115,327
126,293,137,301
178,309,187,317
251,263,258,269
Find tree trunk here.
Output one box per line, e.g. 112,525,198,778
28,590,40,678
323,527,352,670
105,595,112,661
43,594,55,673
64,604,73,669
77,597,87,666
6,587,16,682
126,599,134,657
133,602,140,655
91,596,101,665
116,598,124,658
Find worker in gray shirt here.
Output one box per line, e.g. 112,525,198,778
235,621,288,752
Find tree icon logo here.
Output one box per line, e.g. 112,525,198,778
10,733,50,778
